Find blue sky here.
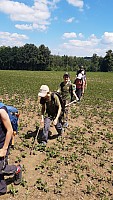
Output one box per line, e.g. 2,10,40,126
0,0,113,57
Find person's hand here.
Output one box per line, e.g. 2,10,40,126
53,119,57,126
76,97,79,101
0,148,7,157
40,119,44,128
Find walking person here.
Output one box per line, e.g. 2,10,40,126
76,66,87,96
74,73,83,101
0,103,22,195
57,72,73,128
38,85,64,145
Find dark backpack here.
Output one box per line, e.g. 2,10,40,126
51,92,65,113
0,102,19,133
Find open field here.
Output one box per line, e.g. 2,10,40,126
0,70,113,200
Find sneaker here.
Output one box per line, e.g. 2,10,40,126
40,141,47,145
0,192,7,196
14,165,22,185
57,128,64,136
63,122,68,128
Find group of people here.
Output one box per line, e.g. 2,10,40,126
38,66,87,145
0,66,86,195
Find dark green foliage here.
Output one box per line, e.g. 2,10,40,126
1,44,113,71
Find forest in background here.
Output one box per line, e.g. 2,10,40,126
0,44,113,72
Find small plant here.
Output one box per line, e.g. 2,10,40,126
9,184,18,196
15,156,21,163
35,178,49,193
21,178,28,188
86,184,95,194
54,178,64,194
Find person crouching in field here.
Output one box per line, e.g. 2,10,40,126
38,85,64,145
0,104,22,195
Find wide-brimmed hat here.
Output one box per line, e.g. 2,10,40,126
38,85,49,97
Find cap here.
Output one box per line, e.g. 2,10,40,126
81,70,84,75
63,72,70,78
77,73,83,79
80,65,84,69
38,85,49,97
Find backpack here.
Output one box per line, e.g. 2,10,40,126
75,78,83,89
51,92,65,113
0,102,19,133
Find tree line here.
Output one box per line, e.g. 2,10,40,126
0,43,113,72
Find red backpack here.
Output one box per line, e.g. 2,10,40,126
75,78,83,89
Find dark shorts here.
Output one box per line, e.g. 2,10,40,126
0,156,17,194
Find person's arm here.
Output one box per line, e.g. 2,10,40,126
81,79,84,94
53,95,61,125
40,97,46,123
57,88,61,93
0,109,13,157
41,104,45,123
85,77,87,89
73,90,79,101
71,84,79,101
57,82,62,93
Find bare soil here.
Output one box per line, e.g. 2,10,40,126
1,99,113,200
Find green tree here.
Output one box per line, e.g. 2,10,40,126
90,54,100,71
37,44,51,70
101,50,113,72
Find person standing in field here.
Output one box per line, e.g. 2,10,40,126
74,73,83,101
38,85,64,145
0,104,22,195
76,66,87,97
57,72,74,128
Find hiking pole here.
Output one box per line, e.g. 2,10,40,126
65,100,77,107
30,126,40,155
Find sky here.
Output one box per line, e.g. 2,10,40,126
0,0,113,57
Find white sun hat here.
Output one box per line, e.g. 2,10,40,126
77,73,83,79
38,85,49,97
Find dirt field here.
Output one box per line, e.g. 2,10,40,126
1,97,113,200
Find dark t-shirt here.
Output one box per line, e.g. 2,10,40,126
40,93,61,119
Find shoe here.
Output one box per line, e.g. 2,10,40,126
63,122,68,128
14,165,22,185
40,141,47,145
0,192,7,196
57,128,64,136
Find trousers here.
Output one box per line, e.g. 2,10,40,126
41,117,63,143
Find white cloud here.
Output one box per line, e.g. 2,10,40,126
66,17,75,23
101,32,113,44
15,24,33,30
78,33,84,38
66,0,84,9
63,32,77,39
0,0,57,31
58,32,113,57
0,31,28,46
85,4,90,10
